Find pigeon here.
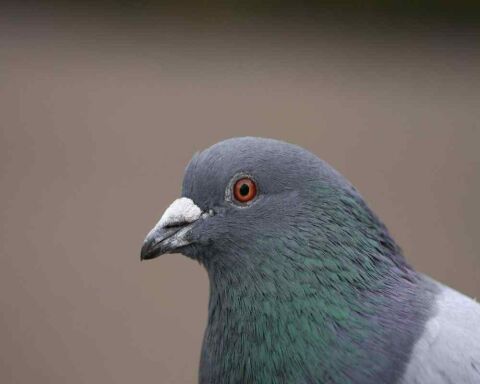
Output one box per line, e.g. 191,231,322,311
141,137,480,384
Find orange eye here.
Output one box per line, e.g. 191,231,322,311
233,178,257,203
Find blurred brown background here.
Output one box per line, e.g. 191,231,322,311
1,2,479,383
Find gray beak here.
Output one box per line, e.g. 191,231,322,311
140,197,203,261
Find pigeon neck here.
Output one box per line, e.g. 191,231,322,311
200,254,435,384
199,189,436,383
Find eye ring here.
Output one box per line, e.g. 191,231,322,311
232,177,257,203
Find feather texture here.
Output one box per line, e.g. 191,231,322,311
402,278,480,384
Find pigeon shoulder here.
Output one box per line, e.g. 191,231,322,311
401,276,480,384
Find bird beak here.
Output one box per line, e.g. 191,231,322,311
140,197,203,261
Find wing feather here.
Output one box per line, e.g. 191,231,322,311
402,281,480,384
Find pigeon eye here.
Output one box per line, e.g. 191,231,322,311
233,178,257,203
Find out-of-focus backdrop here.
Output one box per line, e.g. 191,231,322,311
1,2,479,383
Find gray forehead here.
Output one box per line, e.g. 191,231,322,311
181,137,347,211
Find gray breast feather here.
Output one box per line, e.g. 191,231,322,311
402,279,480,383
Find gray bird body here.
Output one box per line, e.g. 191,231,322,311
141,137,480,384
402,278,480,383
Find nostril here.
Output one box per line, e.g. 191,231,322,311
158,197,202,228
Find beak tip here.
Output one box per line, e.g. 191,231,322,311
140,238,155,261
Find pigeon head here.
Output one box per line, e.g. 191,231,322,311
141,137,433,383
142,136,407,282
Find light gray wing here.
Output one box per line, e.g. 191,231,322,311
402,278,480,384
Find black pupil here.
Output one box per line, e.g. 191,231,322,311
239,183,250,196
